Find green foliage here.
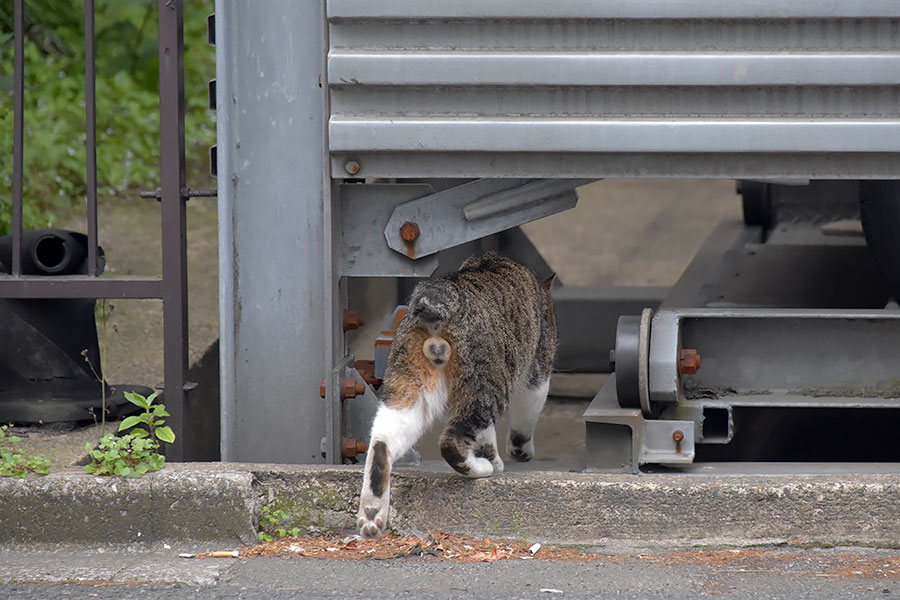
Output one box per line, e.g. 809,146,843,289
0,424,50,478
0,0,215,236
84,390,174,478
258,505,303,542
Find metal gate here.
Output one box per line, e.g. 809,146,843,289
4,0,191,459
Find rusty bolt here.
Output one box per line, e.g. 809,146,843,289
400,221,420,243
321,378,366,399
673,429,684,453
343,309,365,331
342,437,367,459
354,360,382,388
341,378,366,399
679,348,702,375
344,160,361,176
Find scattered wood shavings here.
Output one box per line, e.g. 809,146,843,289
223,531,600,562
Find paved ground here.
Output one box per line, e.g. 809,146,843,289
1,546,899,599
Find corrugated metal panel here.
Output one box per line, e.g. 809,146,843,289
326,1,900,178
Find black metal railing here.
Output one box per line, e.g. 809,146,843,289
4,0,190,460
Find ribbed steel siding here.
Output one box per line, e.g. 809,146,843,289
326,1,900,179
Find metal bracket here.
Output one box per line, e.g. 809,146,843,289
384,178,593,259
584,375,695,473
326,355,355,463
340,183,439,277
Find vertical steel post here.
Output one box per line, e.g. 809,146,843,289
215,1,329,463
11,0,25,277
84,0,99,276
158,0,188,460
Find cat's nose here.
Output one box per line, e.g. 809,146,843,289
429,343,446,356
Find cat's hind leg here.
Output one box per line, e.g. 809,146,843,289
357,382,446,538
475,423,504,473
440,418,504,478
506,375,550,462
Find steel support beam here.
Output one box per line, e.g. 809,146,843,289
216,0,329,463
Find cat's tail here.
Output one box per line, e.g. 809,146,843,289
423,336,451,367
409,280,460,326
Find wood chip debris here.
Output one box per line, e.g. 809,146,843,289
218,531,599,562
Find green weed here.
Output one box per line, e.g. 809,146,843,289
0,424,50,478
83,390,174,478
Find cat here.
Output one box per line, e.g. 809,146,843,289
356,252,557,538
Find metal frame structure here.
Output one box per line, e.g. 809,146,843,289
586,183,900,472
4,0,190,459
217,2,900,465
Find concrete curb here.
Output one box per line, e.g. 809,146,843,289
0,464,258,546
3,463,900,548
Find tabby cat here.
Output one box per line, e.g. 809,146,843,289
357,252,557,538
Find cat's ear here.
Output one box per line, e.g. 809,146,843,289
542,273,557,291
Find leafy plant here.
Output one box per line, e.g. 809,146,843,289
258,505,302,542
0,424,50,478
84,390,174,478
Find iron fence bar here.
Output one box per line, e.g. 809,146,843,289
158,0,188,461
0,277,164,299
139,187,217,199
84,0,99,276
11,0,24,277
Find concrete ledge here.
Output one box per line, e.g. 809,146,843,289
0,464,258,546
255,464,900,547
4,462,900,548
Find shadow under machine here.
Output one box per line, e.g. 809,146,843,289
215,3,900,468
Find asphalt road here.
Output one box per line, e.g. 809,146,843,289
1,547,897,599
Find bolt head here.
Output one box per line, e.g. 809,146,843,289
672,430,685,442
679,348,702,375
400,221,420,243
343,309,365,331
344,160,360,176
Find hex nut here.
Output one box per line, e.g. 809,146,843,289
341,438,367,459
679,348,702,375
341,378,365,399
343,309,365,331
